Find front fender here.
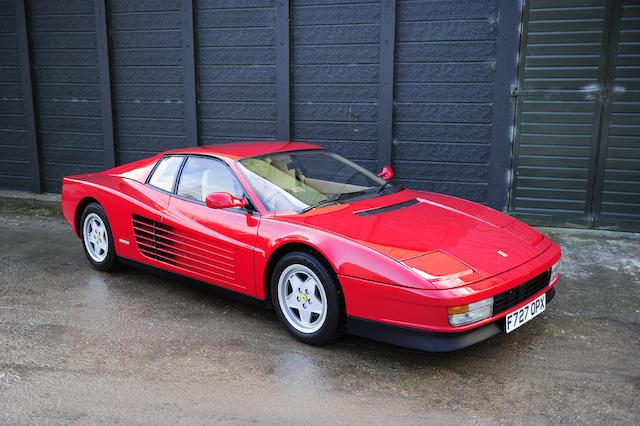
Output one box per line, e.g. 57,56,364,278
255,216,434,299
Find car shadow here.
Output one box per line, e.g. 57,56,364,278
114,261,549,367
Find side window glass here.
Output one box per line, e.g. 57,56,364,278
177,156,243,202
148,155,184,192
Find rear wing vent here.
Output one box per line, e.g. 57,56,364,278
354,199,419,217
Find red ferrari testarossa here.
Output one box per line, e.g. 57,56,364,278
61,141,561,352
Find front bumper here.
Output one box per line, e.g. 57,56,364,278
347,287,556,352
339,240,561,333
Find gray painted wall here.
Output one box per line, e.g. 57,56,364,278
30,0,102,192
394,0,498,202
196,0,279,144
0,0,30,191
110,0,187,164
0,0,520,210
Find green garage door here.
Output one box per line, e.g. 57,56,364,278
510,0,640,231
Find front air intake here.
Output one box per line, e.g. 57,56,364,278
492,269,552,315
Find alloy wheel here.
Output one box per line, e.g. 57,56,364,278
277,264,328,334
83,212,109,263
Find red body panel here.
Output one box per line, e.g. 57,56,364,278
61,141,561,335
165,196,260,295
280,190,551,286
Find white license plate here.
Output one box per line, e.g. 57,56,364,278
505,293,546,333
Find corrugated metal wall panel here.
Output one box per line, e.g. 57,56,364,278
194,0,278,145
595,0,640,229
109,0,186,163
290,0,380,170
510,0,609,226
512,0,640,231
0,0,30,190
28,0,102,192
392,0,499,203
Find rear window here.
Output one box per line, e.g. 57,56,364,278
148,155,184,192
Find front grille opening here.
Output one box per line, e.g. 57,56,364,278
493,269,552,315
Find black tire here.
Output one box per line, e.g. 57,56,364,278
80,203,119,272
271,251,344,345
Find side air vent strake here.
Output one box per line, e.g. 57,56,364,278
132,214,235,283
355,199,419,217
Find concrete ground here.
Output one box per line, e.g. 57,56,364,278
0,202,638,425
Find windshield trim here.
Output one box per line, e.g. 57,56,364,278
235,149,396,214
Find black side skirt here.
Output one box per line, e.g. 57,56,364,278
118,256,270,309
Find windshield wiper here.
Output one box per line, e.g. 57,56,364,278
377,181,393,194
301,191,367,213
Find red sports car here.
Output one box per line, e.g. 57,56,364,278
61,142,561,352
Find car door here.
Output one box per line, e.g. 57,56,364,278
163,155,261,296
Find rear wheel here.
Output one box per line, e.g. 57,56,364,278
271,251,343,345
81,203,119,271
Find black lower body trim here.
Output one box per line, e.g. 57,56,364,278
347,288,557,353
118,257,270,309
347,317,502,352
546,286,556,303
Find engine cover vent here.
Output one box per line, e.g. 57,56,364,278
354,199,419,217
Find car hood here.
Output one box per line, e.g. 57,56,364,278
279,190,548,288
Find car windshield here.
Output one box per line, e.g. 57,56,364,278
237,150,396,213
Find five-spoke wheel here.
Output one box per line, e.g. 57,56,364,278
83,212,108,262
272,251,344,345
278,264,328,333
80,203,119,271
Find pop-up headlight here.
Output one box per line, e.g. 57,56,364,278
402,250,484,289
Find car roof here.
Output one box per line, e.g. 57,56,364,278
163,141,323,160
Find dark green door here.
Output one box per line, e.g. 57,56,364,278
510,0,640,231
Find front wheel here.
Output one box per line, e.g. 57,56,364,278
80,203,119,272
271,252,344,345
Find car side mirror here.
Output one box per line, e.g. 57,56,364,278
377,165,394,181
205,192,247,209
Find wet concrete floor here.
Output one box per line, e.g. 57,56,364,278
0,205,638,424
